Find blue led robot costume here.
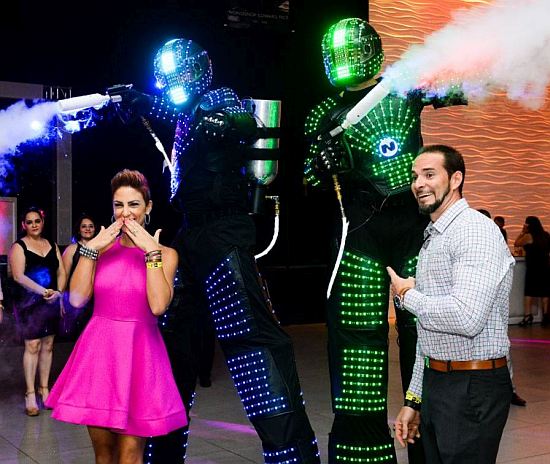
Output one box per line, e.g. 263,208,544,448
111,38,320,464
304,19,465,464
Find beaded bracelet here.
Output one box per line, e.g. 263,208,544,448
145,250,162,263
79,245,99,261
146,261,163,269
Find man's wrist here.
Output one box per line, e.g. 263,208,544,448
404,390,422,411
393,287,413,311
400,287,413,298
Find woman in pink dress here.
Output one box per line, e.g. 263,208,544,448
47,169,187,463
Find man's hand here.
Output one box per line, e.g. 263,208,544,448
386,266,415,297
394,406,421,447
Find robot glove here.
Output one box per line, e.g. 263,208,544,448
200,111,230,138
107,84,153,121
313,138,352,175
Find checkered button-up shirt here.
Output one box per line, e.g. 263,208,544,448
403,199,515,397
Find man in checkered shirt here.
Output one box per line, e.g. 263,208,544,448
387,144,514,463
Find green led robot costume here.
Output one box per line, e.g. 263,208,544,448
304,18,466,463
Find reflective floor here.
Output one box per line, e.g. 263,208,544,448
1,321,549,463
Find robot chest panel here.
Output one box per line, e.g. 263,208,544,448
343,96,423,195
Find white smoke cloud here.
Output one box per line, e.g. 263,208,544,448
0,100,59,155
383,0,550,109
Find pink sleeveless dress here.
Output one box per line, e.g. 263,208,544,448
47,239,187,436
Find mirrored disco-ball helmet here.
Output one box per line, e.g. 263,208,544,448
322,18,384,87
153,38,213,106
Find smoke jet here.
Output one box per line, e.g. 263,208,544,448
383,0,550,109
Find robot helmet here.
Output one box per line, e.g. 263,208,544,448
322,18,384,87
153,38,213,106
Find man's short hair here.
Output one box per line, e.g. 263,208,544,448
418,144,466,195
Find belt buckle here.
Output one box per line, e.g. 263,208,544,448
424,357,430,368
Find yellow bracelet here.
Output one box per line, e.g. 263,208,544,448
146,261,163,269
405,390,422,404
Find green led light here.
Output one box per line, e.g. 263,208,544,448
322,18,384,87
304,96,339,186
333,27,346,47
335,441,394,462
337,251,386,328
336,65,351,79
343,95,422,195
335,346,387,412
403,256,418,277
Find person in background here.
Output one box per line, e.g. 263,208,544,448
388,145,514,463
8,206,66,416
514,216,550,327
494,216,508,243
60,214,97,339
46,169,187,463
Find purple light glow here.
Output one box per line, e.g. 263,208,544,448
511,338,550,345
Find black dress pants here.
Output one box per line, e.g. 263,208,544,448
421,366,512,464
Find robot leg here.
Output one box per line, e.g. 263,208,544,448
145,269,203,463
205,248,320,463
327,249,397,463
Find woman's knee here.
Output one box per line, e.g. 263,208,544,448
25,339,41,354
118,435,145,464
88,427,117,463
40,336,55,352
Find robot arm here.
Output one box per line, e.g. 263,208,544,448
106,84,157,123
311,136,353,176
198,106,257,143
304,97,354,187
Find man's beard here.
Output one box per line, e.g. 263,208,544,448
418,184,450,216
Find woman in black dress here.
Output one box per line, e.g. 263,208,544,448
8,207,67,416
60,214,97,339
514,216,550,326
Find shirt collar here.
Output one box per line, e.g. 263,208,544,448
429,198,469,236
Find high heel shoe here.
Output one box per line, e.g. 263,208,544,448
38,386,51,410
541,313,550,327
25,391,40,417
518,314,533,327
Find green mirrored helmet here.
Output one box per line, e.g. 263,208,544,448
322,18,384,87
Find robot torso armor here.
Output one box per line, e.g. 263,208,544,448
305,86,425,197
151,87,257,213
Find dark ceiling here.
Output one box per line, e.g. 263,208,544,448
1,0,368,264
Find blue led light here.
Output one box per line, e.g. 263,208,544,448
205,253,258,339
169,87,188,105
160,51,176,74
227,350,290,418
